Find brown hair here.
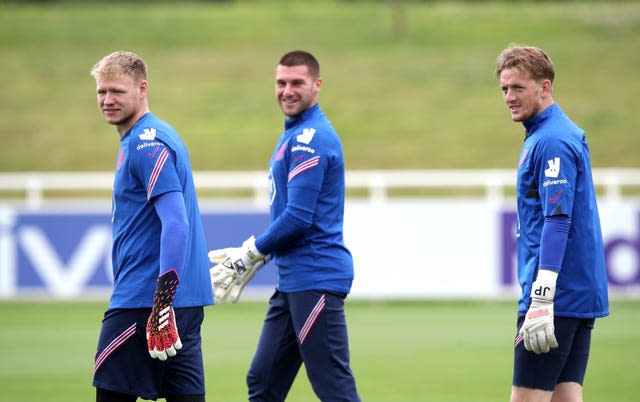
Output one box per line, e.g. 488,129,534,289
495,45,555,83
278,50,320,80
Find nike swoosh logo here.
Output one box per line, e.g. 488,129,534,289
148,146,161,159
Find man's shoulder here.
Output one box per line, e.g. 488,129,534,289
543,106,584,138
534,115,583,147
299,114,339,142
130,113,179,142
290,125,341,156
125,127,171,158
128,116,182,153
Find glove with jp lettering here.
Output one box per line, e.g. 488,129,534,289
519,269,559,354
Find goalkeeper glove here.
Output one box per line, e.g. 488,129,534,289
208,236,267,304
519,269,559,354
146,269,182,361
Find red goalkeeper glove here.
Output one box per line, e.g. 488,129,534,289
146,269,182,361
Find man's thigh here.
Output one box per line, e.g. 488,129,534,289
513,315,594,391
288,291,360,401
247,291,303,401
510,382,583,402
162,307,207,397
93,307,205,400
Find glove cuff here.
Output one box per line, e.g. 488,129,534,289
530,269,557,301
536,269,558,284
152,269,180,309
243,236,265,264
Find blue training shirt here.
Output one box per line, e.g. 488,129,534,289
515,103,608,319
110,112,213,308
255,103,354,294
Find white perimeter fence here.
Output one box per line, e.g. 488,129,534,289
1,169,639,300
1,168,640,207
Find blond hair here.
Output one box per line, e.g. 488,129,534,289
495,45,555,83
90,51,148,82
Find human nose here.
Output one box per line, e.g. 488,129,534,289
504,88,516,102
102,91,115,105
282,83,295,96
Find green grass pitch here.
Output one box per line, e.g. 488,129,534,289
0,299,637,401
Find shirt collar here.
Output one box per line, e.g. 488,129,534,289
284,103,320,129
522,103,557,138
121,111,152,140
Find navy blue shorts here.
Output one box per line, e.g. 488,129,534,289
93,307,205,400
513,314,594,391
247,290,361,402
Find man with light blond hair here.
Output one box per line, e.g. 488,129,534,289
91,51,213,402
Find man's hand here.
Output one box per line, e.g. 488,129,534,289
228,257,269,303
146,269,182,361
520,269,559,354
208,236,267,304
209,261,239,303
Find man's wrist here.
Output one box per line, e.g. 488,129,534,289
530,269,558,301
153,269,179,306
243,236,264,264
536,269,559,284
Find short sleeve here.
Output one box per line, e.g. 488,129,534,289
129,136,182,201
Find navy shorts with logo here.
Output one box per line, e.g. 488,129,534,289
513,314,595,391
93,307,205,400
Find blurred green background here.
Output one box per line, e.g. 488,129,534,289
1,1,639,172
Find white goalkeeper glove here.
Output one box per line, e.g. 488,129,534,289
520,269,559,354
208,236,268,304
